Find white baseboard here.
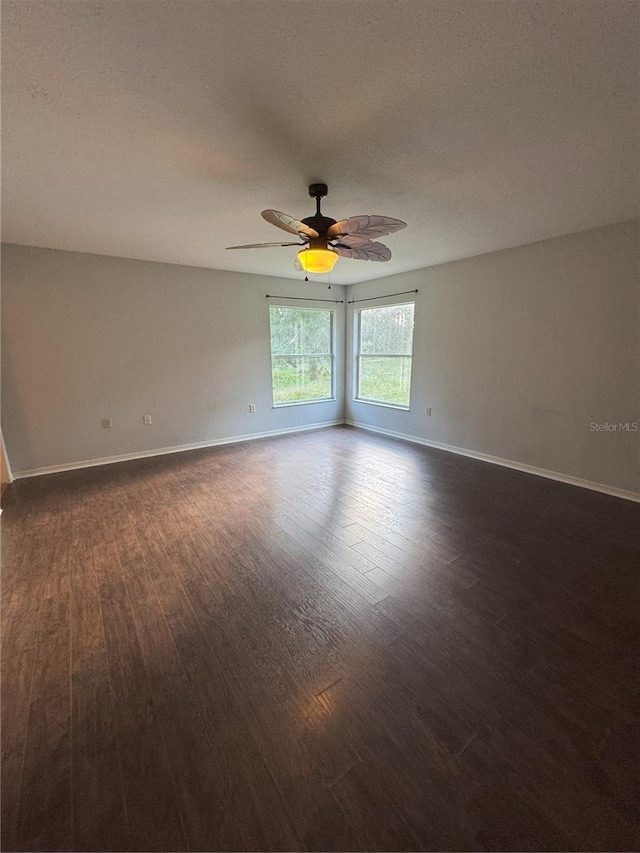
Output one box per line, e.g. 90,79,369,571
12,418,640,503
12,420,344,479
345,419,640,503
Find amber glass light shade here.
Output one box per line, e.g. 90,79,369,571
297,248,339,273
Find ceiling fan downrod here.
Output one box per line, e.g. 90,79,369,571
308,182,328,217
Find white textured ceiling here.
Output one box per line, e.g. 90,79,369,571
2,0,638,284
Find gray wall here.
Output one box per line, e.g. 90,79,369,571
2,220,638,493
1,246,346,473
346,220,639,494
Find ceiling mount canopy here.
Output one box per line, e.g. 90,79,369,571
226,183,407,275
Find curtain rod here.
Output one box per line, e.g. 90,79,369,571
265,294,344,304
347,289,418,305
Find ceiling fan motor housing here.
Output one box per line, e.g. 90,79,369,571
302,217,336,248
304,183,336,246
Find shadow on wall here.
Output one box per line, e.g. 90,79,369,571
1,344,32,475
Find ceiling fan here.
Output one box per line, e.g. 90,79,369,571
226,183,407,274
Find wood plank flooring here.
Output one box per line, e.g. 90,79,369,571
2,425,639,851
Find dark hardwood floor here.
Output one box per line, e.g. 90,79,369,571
2,425,639,852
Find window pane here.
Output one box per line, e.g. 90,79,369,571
272,356,333,403
358,356,412,406
269,306,331,355
360,303,414,355
269,306,334,405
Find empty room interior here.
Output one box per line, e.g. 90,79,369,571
1,1,639,851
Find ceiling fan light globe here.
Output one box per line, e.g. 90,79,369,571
297,248,339,274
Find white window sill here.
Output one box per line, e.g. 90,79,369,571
354,398,410,412
273,398,336,409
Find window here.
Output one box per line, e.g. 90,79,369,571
269,305,334,405
356,302,415,408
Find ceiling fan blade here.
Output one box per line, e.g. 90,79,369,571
262,209,319,238
333,241,392,262
328,215,407,241
226,241,305,249
332,234,377,248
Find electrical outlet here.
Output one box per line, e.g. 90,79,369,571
143,415,152,425
426,407,432,416
249,404,256,413
103,417,112,429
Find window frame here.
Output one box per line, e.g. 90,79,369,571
354,300,415,410
269,304,336,408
